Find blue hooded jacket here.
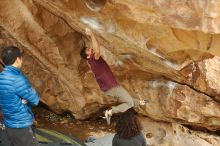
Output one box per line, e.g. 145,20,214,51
0,66,40,128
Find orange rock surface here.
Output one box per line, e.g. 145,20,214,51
1,1,220,145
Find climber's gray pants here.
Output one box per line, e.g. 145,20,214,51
105,85,139,114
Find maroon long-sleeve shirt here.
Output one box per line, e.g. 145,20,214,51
88,54,118,92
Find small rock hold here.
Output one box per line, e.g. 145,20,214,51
146,133,153,138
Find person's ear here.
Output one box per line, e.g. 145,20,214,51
15,57,19,63
16,57,21,62
16,57,22,64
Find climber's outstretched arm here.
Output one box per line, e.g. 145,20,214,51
85,28,100,60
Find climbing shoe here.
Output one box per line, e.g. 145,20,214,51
104,109,112,125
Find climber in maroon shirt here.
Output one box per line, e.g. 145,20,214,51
80,28,147,124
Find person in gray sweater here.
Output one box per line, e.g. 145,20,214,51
112,108,147,146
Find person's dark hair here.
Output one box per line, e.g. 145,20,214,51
115,108,142,139
80,46,88,60
1,46,22,65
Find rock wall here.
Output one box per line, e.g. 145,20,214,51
1,0,220,145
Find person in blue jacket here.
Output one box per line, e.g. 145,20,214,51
0,46,40,146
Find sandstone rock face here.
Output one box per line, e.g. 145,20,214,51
140,117,220,146
1,0,220,145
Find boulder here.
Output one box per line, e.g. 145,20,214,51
0,1,220,145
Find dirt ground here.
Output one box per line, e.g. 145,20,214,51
33,106,115,141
